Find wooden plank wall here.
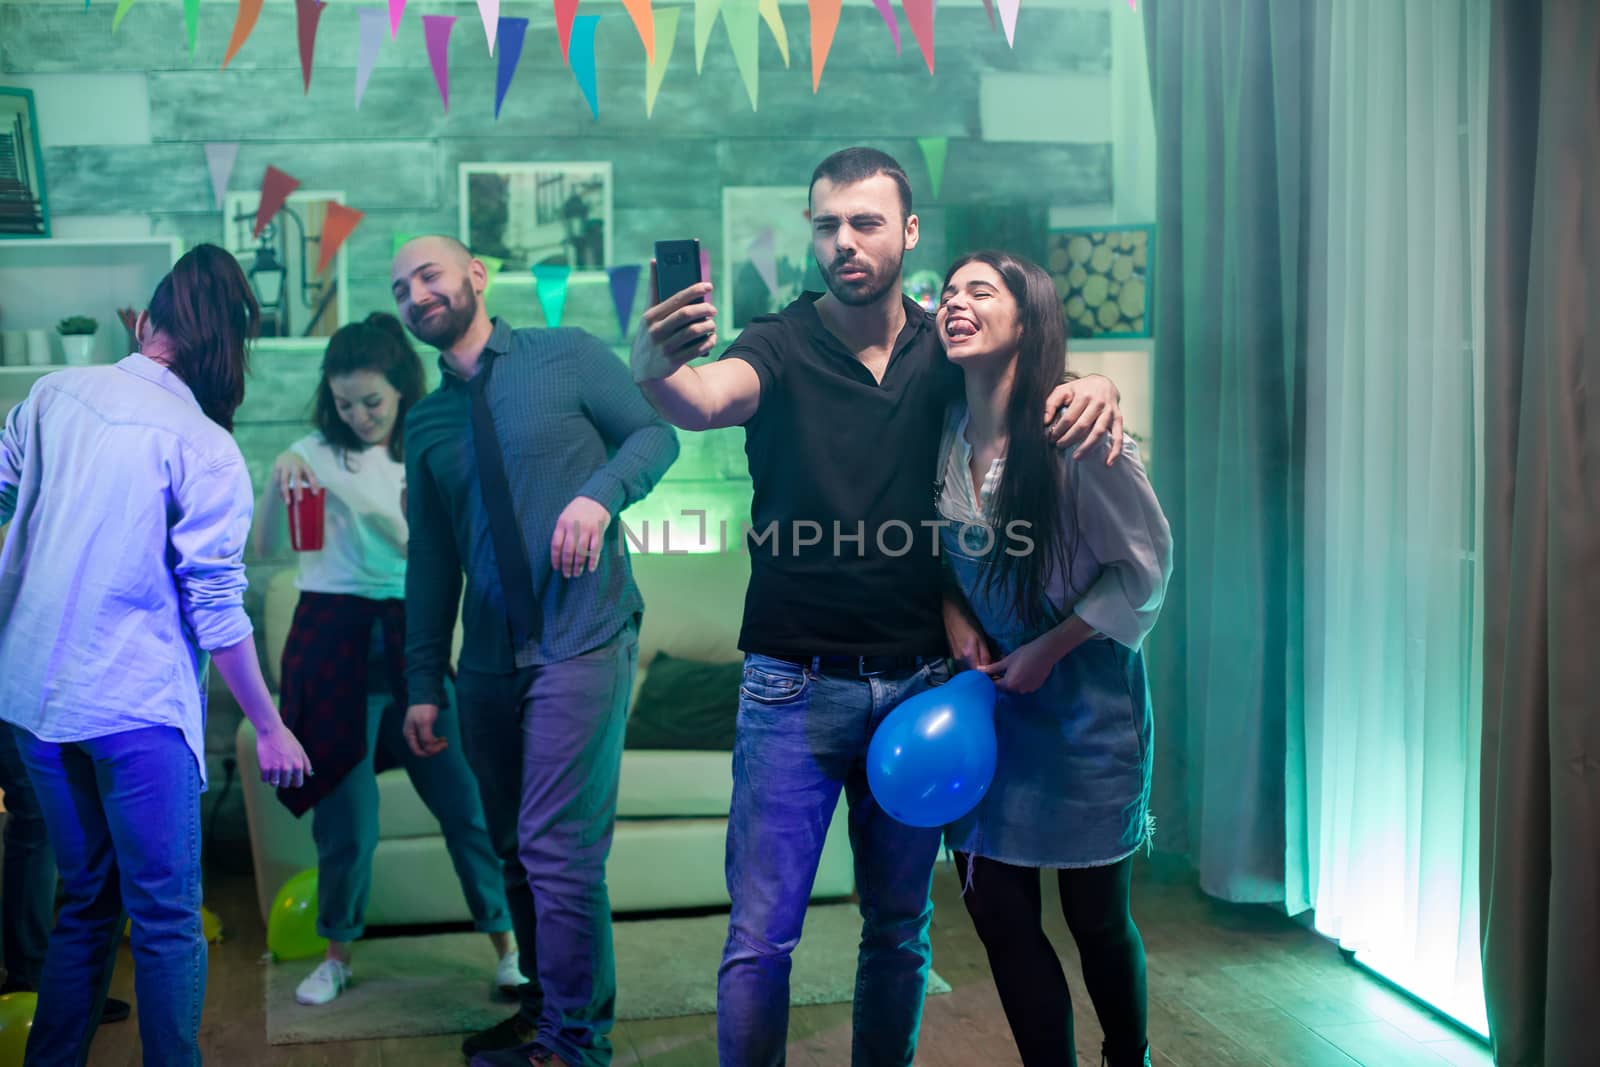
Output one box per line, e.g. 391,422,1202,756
3,0,1115,782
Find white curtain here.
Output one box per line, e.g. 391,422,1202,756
1290,0,1489,1033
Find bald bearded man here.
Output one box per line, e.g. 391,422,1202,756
391,236,679,1067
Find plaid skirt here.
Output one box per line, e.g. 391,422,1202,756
274,592,407,817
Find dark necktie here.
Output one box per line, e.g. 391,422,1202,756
467,355,538,648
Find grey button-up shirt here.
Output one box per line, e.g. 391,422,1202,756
0,355,255,786
403,319,679,705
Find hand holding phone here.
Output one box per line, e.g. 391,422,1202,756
632,239,719,383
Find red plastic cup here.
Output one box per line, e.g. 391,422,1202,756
287,488,327,552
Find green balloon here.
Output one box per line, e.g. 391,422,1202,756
267,868,327,961
0,992,37,1067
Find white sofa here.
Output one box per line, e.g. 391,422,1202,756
236,548,855,925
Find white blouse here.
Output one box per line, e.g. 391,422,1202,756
935,406,1173,649
285,433,408,601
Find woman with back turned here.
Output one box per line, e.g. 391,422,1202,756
0,244,312,1065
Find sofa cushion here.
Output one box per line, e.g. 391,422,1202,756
616,750,735,818
630,549,748,668
625,652,741,751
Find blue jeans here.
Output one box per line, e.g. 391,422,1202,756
0,721,55,992
718,655,951,1067
312,694,511,942
17,725,203,1067
456,621,638,1067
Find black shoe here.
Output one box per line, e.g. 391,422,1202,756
1102,1042,1151,1067
100,998,131,1024
470,1041,563,1067
461,1014,539,1059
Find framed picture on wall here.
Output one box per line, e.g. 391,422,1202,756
0,87,50,238
459,162,613,274
722,186,815,331
1045,224,1154,339
222,189,351,342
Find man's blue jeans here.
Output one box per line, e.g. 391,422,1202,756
717,655,950,1067
18,725,204,1067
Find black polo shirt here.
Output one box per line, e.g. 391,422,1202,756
722,292,960,657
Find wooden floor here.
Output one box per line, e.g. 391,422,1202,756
79,856,1493,1067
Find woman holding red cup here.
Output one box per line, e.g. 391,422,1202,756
257,312,518,1007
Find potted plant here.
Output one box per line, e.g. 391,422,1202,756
56,315,98,366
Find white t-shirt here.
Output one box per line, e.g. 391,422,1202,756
287,433,408,600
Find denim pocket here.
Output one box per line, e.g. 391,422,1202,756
739,661,809,705
922,657,954,687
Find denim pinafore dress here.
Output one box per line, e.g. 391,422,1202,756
937,423,1155,869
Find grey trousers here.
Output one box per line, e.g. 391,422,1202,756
455,619,638,1067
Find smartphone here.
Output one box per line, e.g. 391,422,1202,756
654,239,703,304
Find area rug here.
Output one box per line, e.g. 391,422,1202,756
264,903,952,1045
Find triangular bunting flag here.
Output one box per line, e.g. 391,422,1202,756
997,0,1018,47
608,264,642,339
533,265,572,327
572,13,601,118
748,228,778,297
112,0,138,32
221,0,265,68
645,6,680,117
693,0,720,73
479,254,504,294
621,0,655,63
356,8,386,109
917,136,948,199
203,142,239,209
316,203,364,276
387,0,405,38
901,0,934,74
807,0,840,92
422,15,456,111
296,0,327,94
555,0,581,61
722,0,760,110
569,14,602,118
476,0,500,53
980,0,994,30
184,0,200,50
494,17,530,118
758,0,789,67
870,0,900,54
254,166,301,239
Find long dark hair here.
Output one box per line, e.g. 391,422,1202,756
944,250,1078,630
312,312,425,464
146,243,260,432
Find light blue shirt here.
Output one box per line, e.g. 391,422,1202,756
0,354,256,787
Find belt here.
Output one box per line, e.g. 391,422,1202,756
765,653,940,677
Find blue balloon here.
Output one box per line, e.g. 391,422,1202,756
868,669,998,828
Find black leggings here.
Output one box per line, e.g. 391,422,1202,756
953,852,1148,1067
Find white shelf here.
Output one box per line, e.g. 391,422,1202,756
0,237,180,368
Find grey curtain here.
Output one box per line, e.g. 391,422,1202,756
1480,2,1600,1064
1140,0,1311,902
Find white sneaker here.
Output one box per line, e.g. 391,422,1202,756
494,949,529,1000
295,958,352,1006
